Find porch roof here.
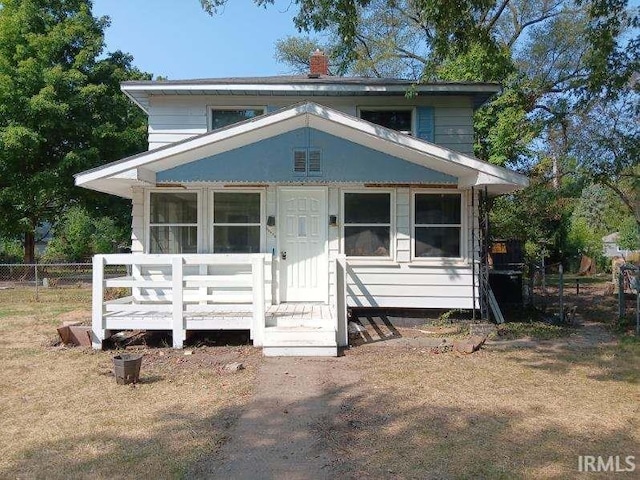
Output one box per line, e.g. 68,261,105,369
75,102,528,198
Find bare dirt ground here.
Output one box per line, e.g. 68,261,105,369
184,321,637,479
187,356,354,479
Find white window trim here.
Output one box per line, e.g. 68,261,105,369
207,106,267,131
356,106,416,136
145,188,203,254
341,188,395,261
410,189,467,262
209,188,266,254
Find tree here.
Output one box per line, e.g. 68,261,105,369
0,0,149,263
201,0,638,264
571,91,640,229
264,1,638,168
43,205,127,262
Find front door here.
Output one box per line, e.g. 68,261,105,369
278,187,328,302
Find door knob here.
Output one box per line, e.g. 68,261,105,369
281,251,287,260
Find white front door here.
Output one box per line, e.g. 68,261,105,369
278,187,328,302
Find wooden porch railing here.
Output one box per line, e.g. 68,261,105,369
92,253,271,349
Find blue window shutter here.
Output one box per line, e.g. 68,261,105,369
416,106,435,142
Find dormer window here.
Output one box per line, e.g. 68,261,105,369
359,108,413,135
210,108,265,130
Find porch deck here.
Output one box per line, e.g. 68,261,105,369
100,303,333,330
91,253,348,356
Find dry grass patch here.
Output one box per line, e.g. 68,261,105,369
0,288,260,479
324,341,640,479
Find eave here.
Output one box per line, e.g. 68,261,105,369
121,78,501,114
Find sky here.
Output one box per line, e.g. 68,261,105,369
92,0,302,79
92,1,640,81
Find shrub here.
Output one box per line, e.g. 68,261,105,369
43,206,127,262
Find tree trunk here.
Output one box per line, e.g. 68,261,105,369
24,231,35,264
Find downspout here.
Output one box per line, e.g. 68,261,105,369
471,187,476,320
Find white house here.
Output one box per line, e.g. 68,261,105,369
76,52,528,356
602,232,640,259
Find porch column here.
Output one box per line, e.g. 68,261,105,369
172,256,186,348
335,255,348,347
252,256,265,346
91,255,107,349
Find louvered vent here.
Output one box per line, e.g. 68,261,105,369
293,150,307,174
308,149,322,175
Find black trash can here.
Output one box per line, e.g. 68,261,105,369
113,354,143,385
489,270,523,307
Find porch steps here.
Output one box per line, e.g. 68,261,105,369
262,324,338,357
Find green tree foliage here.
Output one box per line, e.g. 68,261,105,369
43,205,127,262
571,91,640,228
618,217,640,251
263,1,638,168
0,0,149,262
202,0,638,267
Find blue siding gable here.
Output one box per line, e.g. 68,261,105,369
156,128,457,184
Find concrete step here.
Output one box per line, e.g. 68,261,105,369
262,325,338,357
263,345,338,357
263,326,336,345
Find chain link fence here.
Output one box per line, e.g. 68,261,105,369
0,263,127,290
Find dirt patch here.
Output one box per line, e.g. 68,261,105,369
188,356,357,479
56,309,91,324
184,318,638,479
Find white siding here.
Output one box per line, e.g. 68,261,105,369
266,186,278,302
434,106,475,155
136,183,480,311
145,94,475,153
344,186,479,310
395,188,411,263
328,187,340,308
346,265,476,309
131,187,144,253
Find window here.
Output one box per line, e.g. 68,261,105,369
360,109,413,134
210,108,264,130
213,192,261,253
149,192,198,253
414,193,462,258
344,192,391,257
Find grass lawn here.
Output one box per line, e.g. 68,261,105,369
325,336,640,478
1,282,639,479
0,288,260,479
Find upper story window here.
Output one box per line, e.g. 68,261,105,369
149,192,198,254
210,108,265,130
360,109,413,135
414,193,462,258
343,192,391,257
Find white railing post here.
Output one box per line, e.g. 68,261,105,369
252,256,266,346
335,255,348,347
91,255,106,349
172,256,185,348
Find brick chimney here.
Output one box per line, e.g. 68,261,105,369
309,49,329,77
